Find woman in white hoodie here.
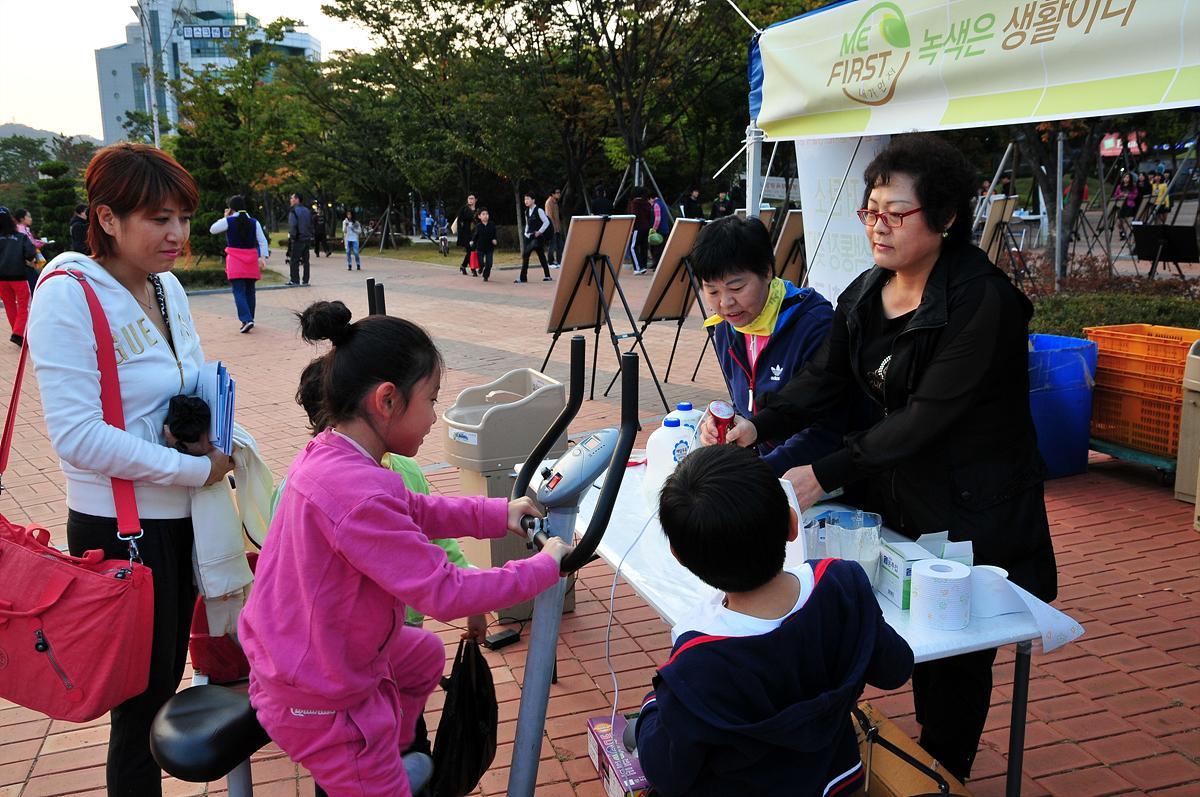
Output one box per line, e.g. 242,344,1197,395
26,143,234,797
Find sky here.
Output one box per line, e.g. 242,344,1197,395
0,0,376,141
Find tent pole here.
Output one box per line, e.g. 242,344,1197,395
1055,131,1065,290
745,122,765,219
974,142,1014,231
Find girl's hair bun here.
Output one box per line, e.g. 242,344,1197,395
299,301,354,346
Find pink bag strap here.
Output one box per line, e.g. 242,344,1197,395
0,269,142,538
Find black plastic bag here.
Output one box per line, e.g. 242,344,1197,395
430,639,498,797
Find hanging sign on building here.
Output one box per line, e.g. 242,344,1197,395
181,25,242,40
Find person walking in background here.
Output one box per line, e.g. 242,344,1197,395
210,195,269,333
1112,172,1139,241
0,207,36,344
517,192,552,283
682,187,704,219
70,203,90,254
287,193,313,285
471,206,497,282
1151,172,1170,224
650,189,671,268
456,194,477,275
591,184,614,216
14,208,46,294
710,190,735,219
628,187,653,275
312,205,330,258
343,209,363,270
544,187,563,268
28,143,235,796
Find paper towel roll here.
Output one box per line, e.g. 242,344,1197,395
971,565,1028,618
911,559,972,631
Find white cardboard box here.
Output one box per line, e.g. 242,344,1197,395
878,530,974,609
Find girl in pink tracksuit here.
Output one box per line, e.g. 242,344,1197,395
239,300,571,796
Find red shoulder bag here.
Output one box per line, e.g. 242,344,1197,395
0,269,154,722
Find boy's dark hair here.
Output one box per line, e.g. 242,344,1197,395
476,206,489,215
0,209,15,236
296,356,331,435
862,133,977,246
659,445,790,593
298,301,443,425
75,203,88,215
689,215,773,283
227,195,247,211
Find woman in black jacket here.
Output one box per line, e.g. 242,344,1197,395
455,193,477,274
702,134,1057,782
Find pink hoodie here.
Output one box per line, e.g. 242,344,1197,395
240,430,560,709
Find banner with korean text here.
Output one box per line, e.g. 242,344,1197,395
794,136,890,302
749,0,1199,141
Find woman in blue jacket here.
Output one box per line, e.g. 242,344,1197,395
693,215,843,475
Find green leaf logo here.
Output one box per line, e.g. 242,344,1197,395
880,14,910,48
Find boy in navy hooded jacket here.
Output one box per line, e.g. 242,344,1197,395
636,445,913,796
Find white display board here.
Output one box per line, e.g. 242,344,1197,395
794,135,890,303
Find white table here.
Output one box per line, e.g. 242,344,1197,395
572,465,1053,797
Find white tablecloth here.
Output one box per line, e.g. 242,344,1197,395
574,465,1079,664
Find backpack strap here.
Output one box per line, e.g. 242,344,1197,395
1,269,142,539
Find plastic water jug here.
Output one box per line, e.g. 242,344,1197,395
665,401,704,444
643,418,692,510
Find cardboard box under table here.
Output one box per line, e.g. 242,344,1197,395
567,463,1079,797
587,715,649,797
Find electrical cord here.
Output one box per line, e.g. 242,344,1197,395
605,510,659,729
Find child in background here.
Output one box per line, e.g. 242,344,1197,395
240,301,570,796
470,207,497,282
635,445,913,796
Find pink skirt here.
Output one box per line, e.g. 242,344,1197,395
225,247,261,280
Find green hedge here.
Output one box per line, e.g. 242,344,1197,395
1031,293,1200,338
174,267,286,290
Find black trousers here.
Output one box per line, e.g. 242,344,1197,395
313,233,329,257
912,647,998,782
289,238,311,283
520,239,549,280
630,229,649,271
67,510,196,797
478,249,494,281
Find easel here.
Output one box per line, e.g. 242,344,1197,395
980,197,1037,294
773,209,807,286
1132,224,1198,280
541,215,669,410
602,219,731,400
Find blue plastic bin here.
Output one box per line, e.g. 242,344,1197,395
1028,334,1098,479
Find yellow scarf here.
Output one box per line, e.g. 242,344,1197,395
703,277,787,336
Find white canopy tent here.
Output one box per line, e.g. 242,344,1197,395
740,0,1200,294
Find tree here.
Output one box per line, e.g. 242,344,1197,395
0,136,49,184
1010,118,1108,270
36,161,78,258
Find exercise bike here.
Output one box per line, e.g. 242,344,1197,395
148,336,637,797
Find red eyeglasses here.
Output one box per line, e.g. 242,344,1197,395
857,208,923,228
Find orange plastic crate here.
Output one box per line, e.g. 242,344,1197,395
1094,370,1183,402
1090,387,1181,458
1096,350,1188,382
1084,324,1200,362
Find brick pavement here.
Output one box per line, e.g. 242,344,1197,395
0,251,1197,796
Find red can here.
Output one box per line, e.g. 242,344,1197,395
708,400,735,444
